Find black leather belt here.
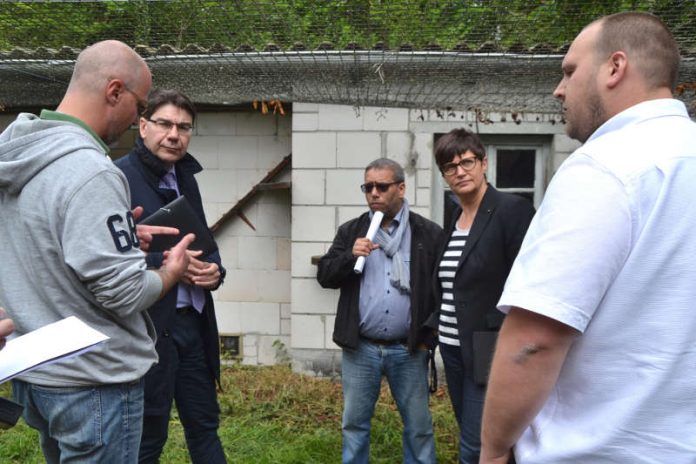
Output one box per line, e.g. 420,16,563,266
176,305,198,316
361,336,408,346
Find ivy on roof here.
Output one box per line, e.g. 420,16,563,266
1,0,695,53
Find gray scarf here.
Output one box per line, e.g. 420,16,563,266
373,200,411,294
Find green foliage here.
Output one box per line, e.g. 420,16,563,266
0,0,694,51
0,365,459,463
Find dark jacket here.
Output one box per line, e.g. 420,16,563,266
433,185,534,371
114,137,225,413
317,210,445,353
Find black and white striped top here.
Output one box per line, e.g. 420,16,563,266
438,227,469,346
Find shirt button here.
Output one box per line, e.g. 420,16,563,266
386,310,389,314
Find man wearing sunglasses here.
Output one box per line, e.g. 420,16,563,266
115,89,226,464
318,158,444,464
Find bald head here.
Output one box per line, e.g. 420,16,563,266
68,40,149,95
592,12,680,91
58,40,152,146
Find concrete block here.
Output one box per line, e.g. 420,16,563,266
276,238,291,270
236,169,260,199
363,106,409,131
219,136,258,169
292,206,336,241
281,318,291,336
417,168,432,189
259,270,291,302
416,187,431,207
259,335,291,365
317,104,363,131
236,112,279,136
187,136,219,169
196,112,237,136
197,169,238,203
336,132,382,167
385,132,415,167
258,135,291,169
239,302,280,334
292,278,337,314
213,300,241,333
214,202,259,238
238,236,278,270
291,242,327,278
338,206,367,226
293,112,319,132
412,132,436,170
216,269,259,302
281,303,292,319
255,199,291,237
292,169,325,205
213,234,239,270
293,102,319,112
325,169,365,205
291,314,326,349
324,315,337,348
293,132,337,168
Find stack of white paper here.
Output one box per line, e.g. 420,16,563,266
0,316,109,384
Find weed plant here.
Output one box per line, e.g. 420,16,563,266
0,364,458,463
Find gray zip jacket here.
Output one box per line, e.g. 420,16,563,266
0,113,162,386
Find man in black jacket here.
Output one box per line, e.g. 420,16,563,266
115,89,226,464
317,158,444,464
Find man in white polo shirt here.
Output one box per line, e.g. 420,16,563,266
480,12,696,463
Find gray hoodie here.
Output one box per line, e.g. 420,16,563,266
0,113,162,386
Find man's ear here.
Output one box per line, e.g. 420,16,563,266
606,51,628,89
105,79,123,106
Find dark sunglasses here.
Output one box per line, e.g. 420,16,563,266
360,181,399,193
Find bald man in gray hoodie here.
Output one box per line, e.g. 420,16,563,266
0,40,193,463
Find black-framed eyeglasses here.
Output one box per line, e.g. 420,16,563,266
360,181,399,193
441,157,479,176
123,85,147,115
146,118,194,135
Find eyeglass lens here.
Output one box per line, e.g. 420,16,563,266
443,158,477,174
360,182,394,193
149,119,193,133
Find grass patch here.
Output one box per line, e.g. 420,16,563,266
0,364,458,463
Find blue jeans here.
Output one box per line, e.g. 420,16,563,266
12,378,144,464
139,308,225,464
439,343,486,464
341,339,436,464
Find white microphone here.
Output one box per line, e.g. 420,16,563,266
353,211,384,274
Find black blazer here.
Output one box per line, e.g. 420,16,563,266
432,185,535,371
115,138,225,414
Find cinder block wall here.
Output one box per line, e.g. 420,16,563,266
188,110,292,366
289,103,577,376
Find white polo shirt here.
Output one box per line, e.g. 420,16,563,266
498,99,696,463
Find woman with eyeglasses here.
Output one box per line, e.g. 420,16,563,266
432,128,535,463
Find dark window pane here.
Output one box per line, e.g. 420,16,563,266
496,149,535,188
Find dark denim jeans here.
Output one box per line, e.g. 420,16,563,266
13,378,144,464
439,342,487,464
341,339,436,464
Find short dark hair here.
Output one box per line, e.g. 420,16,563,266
142,89,197,123
596,12,680,90
433,128,486,172
365,158,405,183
